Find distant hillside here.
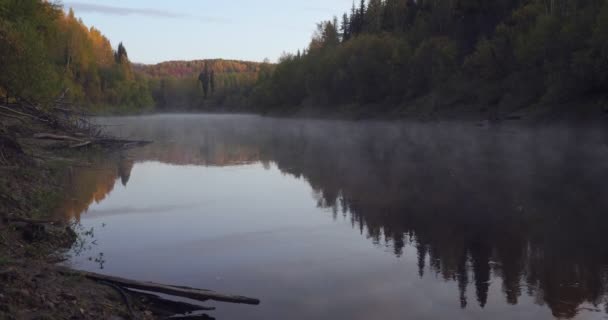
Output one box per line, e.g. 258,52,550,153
133,59,263,79
132,59,273,111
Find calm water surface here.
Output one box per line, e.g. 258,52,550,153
59,114,608,320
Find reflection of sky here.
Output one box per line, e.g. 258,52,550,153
81,161,334,246
68,161,562,320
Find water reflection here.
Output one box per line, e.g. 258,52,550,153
63,115,608,319
57,155,133,221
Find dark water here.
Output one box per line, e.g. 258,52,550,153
60,114,608,320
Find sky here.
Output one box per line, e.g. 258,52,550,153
61,0,354,64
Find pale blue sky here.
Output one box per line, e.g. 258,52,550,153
61,0,353,64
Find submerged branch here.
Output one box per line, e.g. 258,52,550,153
58,268,261,305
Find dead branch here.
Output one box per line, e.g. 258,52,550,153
69,141,92,149
0,111,27,123
4,216,62,225
33,133,85,142
0,105,43,121
58,268,260,305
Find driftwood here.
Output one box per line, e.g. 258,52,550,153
33,133,152,149
0,105,43,121
34,133,85,142
69,141,92,149
0,111,27,123
58,268,260,305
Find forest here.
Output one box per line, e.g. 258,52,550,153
251,0,608,118
1,0,608,117
0,0,264,113
0,0,153,112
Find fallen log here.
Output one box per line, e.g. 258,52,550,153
58,268,260,305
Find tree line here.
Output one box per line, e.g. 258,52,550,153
3,0,607,117
251,0,608,117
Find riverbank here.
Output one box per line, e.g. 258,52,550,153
267,96,608,124
0,107,154,319
0,105,223,319
96,94,608,125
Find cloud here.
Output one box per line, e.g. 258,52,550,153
63,2,228,22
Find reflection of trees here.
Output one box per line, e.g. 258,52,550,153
57,156,134,221
92,117,608,317
264,122,608,319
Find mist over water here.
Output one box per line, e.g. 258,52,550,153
61,114,608,320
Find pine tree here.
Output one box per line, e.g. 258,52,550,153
382,0,397,32
365,0,383,33
359,0,366,33
115,42,128,64
350,2,359,36
340,13,351,42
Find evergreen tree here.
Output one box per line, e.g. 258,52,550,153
340,13,351,42
350,2,359,36
115,42,128,64
359,0,366,33
365,0,383,33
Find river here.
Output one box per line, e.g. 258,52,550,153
58,114,608,320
